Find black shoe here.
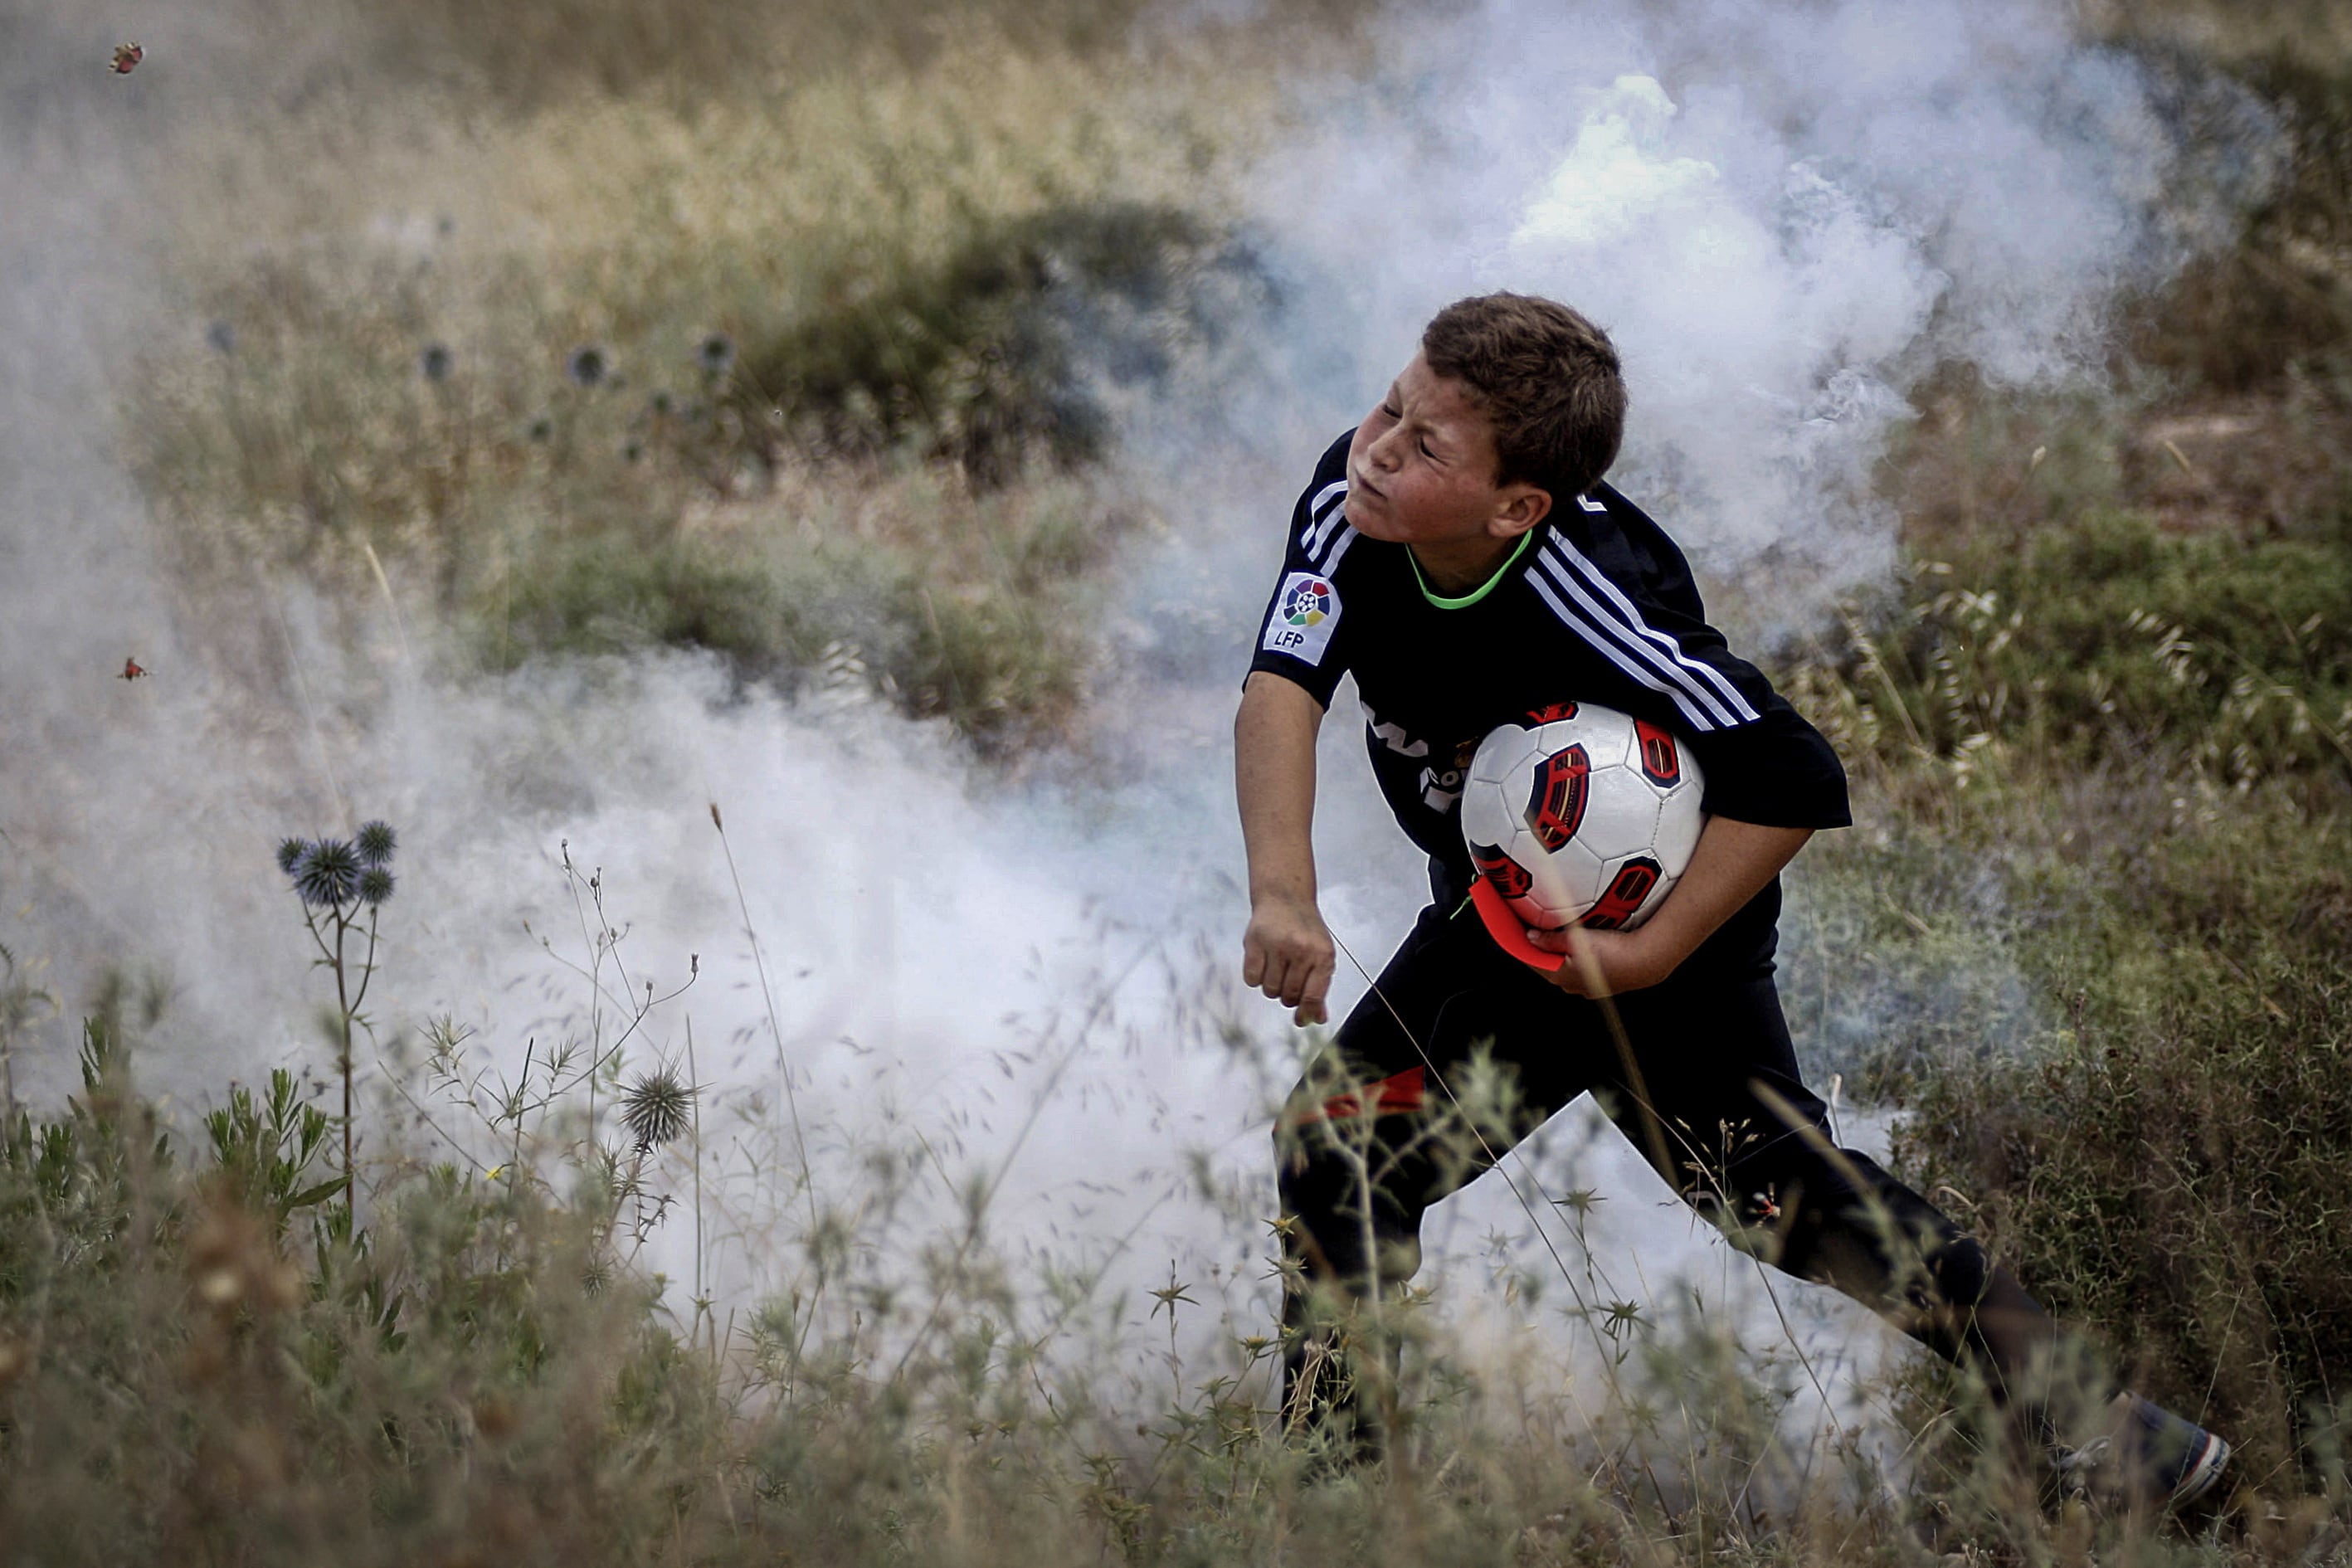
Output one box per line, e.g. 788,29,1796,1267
2054,1393,2230,1511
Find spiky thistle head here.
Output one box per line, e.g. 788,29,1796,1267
293,839,362,908
358,867,395,907
418,343,453,383
621,1065,693,1152
695,333,734,377
565,345,608,388
275,836,310,876
354,821,397,867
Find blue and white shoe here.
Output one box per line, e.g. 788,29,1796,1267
2055,1393,2231,1511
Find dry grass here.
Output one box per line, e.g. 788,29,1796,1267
0,997,2291,1568
2087,0,2352,76
119,25,1290,743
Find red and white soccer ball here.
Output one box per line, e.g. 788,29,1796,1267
1460,703,1706,933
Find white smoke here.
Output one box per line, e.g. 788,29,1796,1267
1199,0,2210,601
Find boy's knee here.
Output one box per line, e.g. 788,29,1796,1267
1923,1233,1990,1310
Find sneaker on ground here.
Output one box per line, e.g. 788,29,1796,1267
2054,1393,2231,1511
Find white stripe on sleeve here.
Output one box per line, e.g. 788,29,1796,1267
1526,569,1718,731
1317,523,1359,573
1303,481,1348,556
1544,538,1760,723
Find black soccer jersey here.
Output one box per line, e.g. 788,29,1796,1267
1248,431,1850,947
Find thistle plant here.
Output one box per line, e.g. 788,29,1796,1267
565,344,610,388
275,821,397,1220
586,1063,697,1264
402,847,702,1288
694,332,734,380
621,1064,692,1153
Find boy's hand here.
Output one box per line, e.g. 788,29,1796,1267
1244,894,1335,1025
1522,819,1815,998
1235,671,1331,1026
1528,923,1678,997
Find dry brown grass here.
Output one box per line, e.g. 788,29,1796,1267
2087,0,2352,75
119,23,1296,743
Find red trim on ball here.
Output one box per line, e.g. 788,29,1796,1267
1470,880,1566,972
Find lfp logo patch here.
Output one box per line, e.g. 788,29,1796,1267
1283,578,1333,626
1263,572,1342,660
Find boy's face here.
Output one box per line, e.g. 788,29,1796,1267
1344,352,1551,557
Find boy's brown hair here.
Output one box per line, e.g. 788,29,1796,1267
1421,292,1626,504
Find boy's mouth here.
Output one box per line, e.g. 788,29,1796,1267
1347,467,1385,501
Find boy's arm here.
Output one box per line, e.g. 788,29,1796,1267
1236,670,1335,1025
1530,816,1812,997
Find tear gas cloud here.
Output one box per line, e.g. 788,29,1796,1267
0,0,2239,1427
1169,0,2240,621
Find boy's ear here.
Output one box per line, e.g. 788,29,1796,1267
1488,482,1553,538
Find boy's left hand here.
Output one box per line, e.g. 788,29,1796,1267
1516,821,1815,997
1527,923,1681,997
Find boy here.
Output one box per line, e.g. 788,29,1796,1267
1234,292,2228,1507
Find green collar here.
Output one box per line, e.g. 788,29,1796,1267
1407,529,1536,609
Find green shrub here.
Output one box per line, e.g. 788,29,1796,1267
495,536,787,670
721,202,1269,485
1766,497,2352,1482
1796,509,2352,796
1892,790,2351,1481
483,470,1121,752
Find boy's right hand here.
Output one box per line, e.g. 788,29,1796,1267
1235,671,1330,1025
1243,894,1334,1026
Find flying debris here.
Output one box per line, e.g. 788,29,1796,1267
118,658,148,681
110,43,143,75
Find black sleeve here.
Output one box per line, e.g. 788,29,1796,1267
1683,694,1852,830
1564,486,1851,830
1243,432,1358,709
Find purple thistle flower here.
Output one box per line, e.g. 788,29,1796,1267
355,821,397,867
358,867,395,907
565,345,609,388
294,840,362,908
275,836,311,876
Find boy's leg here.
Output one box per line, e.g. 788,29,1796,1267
1273,901,1598,1456
1595,967,2048,1388
1595,967,2230,1506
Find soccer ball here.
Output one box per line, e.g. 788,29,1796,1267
1459,703,1706,933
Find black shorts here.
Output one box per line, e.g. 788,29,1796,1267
1275,898,1976,1312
